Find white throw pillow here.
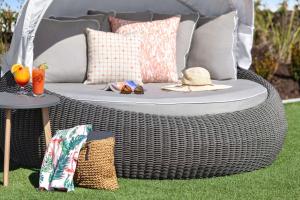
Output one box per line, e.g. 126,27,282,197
85,28,142,84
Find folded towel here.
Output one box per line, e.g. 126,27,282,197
39,125,92,192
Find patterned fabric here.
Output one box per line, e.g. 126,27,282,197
85,28,143,84
39,125,92,192
109,16,180,83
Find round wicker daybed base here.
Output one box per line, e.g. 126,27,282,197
0,69,287,179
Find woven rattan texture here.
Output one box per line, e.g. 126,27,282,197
74,137,118,190
0,69,288,179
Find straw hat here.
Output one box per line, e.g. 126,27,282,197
162,67,232,92
182,67,213,86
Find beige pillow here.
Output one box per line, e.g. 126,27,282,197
85,28,142,84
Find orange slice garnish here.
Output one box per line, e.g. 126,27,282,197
11,64,24,74
38,63,48,70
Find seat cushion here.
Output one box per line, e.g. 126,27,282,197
45,79,268,116
87,10,153,22
50,14,111,32
87,10,153,32
34,19,100,83
187,11,238,80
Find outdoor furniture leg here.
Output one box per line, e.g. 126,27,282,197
42,108,51,147
4,109,12,187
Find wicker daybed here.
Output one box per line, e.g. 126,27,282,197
0,0,288,179
0,68,287,179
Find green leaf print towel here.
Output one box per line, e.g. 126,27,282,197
39,125,92,192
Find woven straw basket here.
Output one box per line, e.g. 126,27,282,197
74,137,119,190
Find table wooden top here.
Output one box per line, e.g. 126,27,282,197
0,92,60,109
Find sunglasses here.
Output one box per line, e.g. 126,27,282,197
120,85,144,95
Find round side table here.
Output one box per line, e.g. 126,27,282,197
0,92,60,186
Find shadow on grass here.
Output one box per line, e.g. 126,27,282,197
0,149,40,188
0,149,22,186
28,170,40,188
0,149,21,173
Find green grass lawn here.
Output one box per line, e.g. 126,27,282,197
0,103,299,200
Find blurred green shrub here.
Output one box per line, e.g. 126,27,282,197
291,42,300,81
253,53,278,80
253,0,300,78
0,9,17,55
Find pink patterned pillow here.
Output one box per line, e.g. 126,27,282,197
109,16,180,83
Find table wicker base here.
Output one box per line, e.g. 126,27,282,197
0,69,287,179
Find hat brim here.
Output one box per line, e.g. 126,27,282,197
161,84,232,92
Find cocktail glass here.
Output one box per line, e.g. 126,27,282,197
13,66,30,95
32,68,45,97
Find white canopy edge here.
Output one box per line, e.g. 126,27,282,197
1,0,53,75
1,0,254,76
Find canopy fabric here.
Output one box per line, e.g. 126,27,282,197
1,0,254,75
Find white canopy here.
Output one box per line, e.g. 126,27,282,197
1,0,254,75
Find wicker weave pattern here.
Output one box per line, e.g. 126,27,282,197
74,137,119,190
0,69,287,179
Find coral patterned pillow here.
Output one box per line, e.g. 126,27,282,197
109,16,180,83
85,28,142,84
